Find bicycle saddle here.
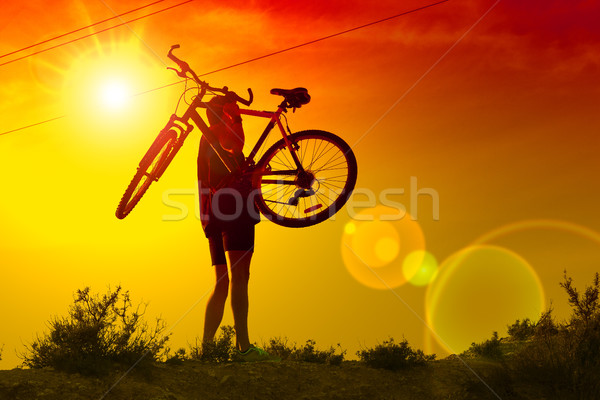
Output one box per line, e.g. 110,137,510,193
270,87,311,108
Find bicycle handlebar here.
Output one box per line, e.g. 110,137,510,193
167,44,253,106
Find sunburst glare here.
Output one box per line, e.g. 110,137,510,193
99,79,131,110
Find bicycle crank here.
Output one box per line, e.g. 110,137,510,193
288,188,315,206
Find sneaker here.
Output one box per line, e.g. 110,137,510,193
236,345,281,362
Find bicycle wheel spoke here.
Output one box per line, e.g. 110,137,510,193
308,139,321,170
319,183,345,193
300,139,310,166
262,183,291,201
308,140,331,171
318,175,348,185
313,153,346,172
318,173,348,181
313,146,344,172
275,147,295,169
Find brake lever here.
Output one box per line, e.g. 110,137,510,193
167,67,188,78
167,44,192,78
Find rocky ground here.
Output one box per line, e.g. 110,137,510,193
0,357,544,400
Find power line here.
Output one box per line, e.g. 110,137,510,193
0,0,167,60
137,0,451,96
0,0,451,137
0,0,194,68
0,115,66,136
199,0,450,77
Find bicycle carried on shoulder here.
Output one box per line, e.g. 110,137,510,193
115,45,357,228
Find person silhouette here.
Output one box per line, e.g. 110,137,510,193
198,95,275,362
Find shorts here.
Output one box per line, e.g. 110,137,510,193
207,224,255,266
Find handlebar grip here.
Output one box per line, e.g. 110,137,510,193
167,44,181,61
235,88,253,107
167,44,191,77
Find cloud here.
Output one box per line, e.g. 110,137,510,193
469,0,600,74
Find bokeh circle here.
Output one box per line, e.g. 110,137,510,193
425,245,545,353
340,205,425,289
403,250,438,287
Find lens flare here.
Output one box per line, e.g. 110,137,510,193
403,250,438,286
425,245,545,354
375,236,400,264
344,222,357,235
347,219,400,268
472,219,600,247
341,205,425,289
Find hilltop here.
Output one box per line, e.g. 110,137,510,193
0,357,537,400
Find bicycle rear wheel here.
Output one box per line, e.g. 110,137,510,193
115,130,178,219
254,130,357,228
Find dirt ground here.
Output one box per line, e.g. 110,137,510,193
0,357,544,400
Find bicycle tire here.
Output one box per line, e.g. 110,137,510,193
115,130,178,219
254,130,357,228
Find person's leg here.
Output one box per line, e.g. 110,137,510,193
228,250,252,352
203,264,229,342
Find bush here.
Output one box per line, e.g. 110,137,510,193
189,326,236,362
291,340,345,365
510,271,600,400
192,331,345,364
21,286,170,375
164,347,187,365
357,338,435,370
262,336,295,361
507,318,535,341
465,332,504,361
262,337,345,365
562,271,600,324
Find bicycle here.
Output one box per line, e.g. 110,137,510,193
115,45,358,228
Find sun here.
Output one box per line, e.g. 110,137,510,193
64,47,144,117
58,36,172,149
99,79,131,110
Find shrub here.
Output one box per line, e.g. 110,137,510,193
507,318,535,341
561,271,599,324
193,331,345,364
164,347,187,365
291,340,345,365
21,286,170,375
510,271,600,400
263,336,295,361
357,338,435,370
262,337,345,365
189,326,235,362
532,308,559,339
465,332,504,361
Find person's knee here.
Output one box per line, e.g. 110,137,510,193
215,275,229,293
214,265,230,298
230,265,249,283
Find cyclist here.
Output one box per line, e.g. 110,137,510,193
198,94,275,362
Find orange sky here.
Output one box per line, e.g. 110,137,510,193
1,0,600,369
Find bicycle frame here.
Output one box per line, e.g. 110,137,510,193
116,44,357,223
163,93,303,179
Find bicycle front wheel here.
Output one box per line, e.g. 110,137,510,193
254,130,357,228
115,130,177,219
